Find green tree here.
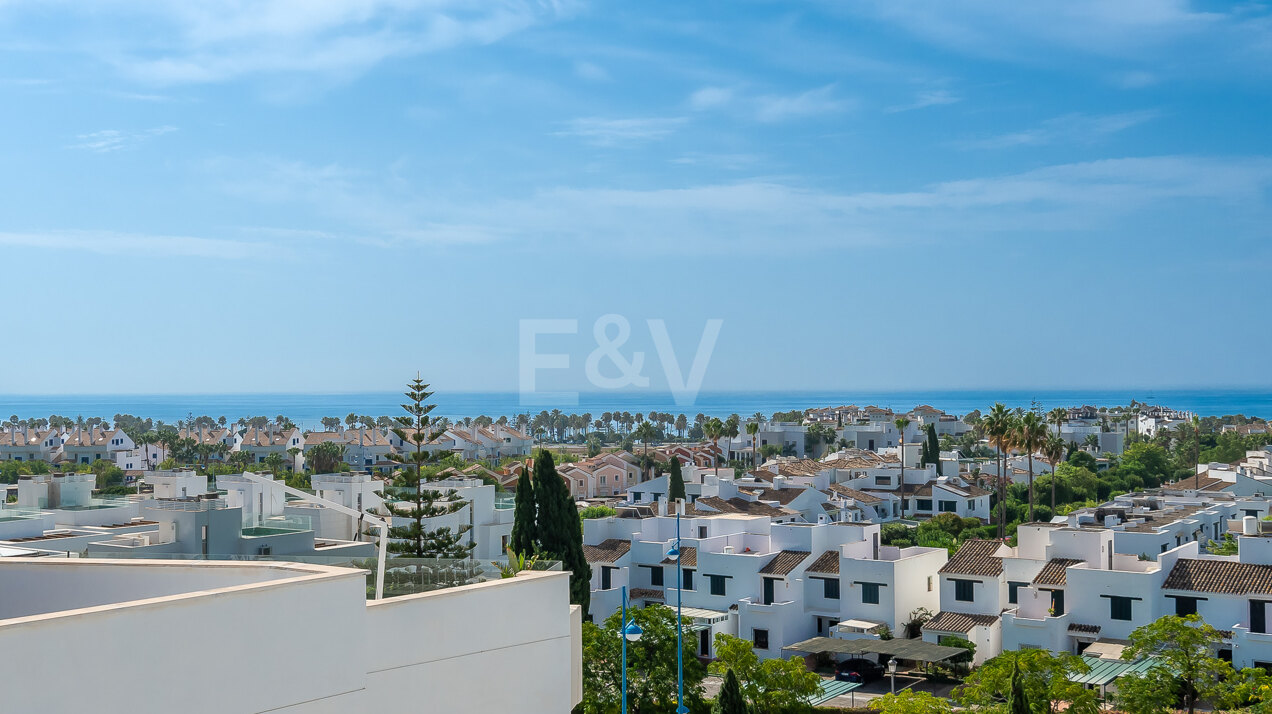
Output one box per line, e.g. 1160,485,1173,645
714,668,747,714
709,633,819,712
307,440,345,473
703,418,725,477
1015,411,1048,523
262,452,284,477
868,691,954,714
745,421,760,466
509,469,536,556
1042,434,1065,513
1008,656,1030,714
955,649,1096,714
579,605,705,714
532,449,591,614
668,457,686,503
1120,614,1232,714
894,417,911,482
579,505,616,521
923,423,942,475
377,375,472,558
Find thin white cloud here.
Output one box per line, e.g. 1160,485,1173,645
957,111,1159,149
573,60,609,81
553,117,687,146
0,231,265,258
0,0,577,84
688,86,733,111
68,126,177,153
886,89,961,113
754,84,852,122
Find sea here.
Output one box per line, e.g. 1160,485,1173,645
1,389,1271,427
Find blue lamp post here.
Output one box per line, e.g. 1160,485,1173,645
620,585,643,714
665,501,688,713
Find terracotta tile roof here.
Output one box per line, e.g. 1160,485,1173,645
757,487,809,505
826,484,883,504
240,427,301,447
821,450,900,469
629,587,663,599
1163,558,1272,595
662,546,697,567
939,539,1004,577
1164,473,1230,492
1032,558,1083,586
696,496,789,517
806,550,840,574
758,550,811,576
583,538,632,564
1068,623,1101,634
923,611,999,634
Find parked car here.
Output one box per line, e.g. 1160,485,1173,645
835,658,884,683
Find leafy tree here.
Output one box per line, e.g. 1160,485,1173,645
1120,614,1232,714
714,668,747,714
709,633,819,712
937,635,975,665
532,450,591,613
377,375,472,559
1117,442,1175,488
955,649,1096,714
509,469,536,556
868,691,954,714
579,605,705,714
306,440,345,473
668,457,686,503
1115,666,1182,714
579,504,616,521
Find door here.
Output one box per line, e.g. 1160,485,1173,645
763,578,776,605
700,629,710,657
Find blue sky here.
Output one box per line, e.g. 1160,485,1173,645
2,1,1271,395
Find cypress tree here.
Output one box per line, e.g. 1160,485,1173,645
509,468,536,557
926,423,942,475
531,449,592,614
1008,656,1030,714
714,668,746,714
668,457,686,503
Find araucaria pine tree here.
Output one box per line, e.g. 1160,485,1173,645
509,468,536,557
668,457,686,503
378,375,473,559
532,449,591,614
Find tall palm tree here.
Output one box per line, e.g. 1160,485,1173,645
893,417,911,486
1043,434,1065,514
1047,407,1067,442
981,403,1012,538
746,421,760,467
634,420,657,481
703,418,724,477
1015,412,1048,523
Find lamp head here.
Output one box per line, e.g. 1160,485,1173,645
887,658,898,674
666,545,680,562
624,622,643,642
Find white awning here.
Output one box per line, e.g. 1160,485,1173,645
1084,641,1127,660
678,606,730,623
836,619,881,631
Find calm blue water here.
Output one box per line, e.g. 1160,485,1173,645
0,389,1270,426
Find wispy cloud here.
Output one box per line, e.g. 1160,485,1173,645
754,84,852,122
688,86,734,111
573,60,609,81
68,126,177,153
0,230,266,258
553,117,687,146
0,0,577,85
956,111,1159,149
886,89,961,113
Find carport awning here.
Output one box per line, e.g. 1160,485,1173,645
783,636,967,663
1070,656,1158,686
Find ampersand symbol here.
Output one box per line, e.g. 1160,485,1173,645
585,314,649,389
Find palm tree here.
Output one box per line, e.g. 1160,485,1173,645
981,403,1012,538
703,418,725,477
893,417,911,486
634,420,657,480
1043,434,1065,514
1047,407,1067,441
1015,412,1048,523
746,421,760,466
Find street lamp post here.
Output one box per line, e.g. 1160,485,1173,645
888,657,898,695
665,501,688,714
620,585,643,714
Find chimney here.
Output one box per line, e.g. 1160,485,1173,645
1245,516,1258,536
676,497,686,516
657,496,667,517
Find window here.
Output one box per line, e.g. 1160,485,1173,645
967,499,976,510
601,566,613,590
1174,596,1199,617
753,629,769,650
648,566,664,587
917,499,933,511
1050,590,1065,616
823,578,840,600
939,500,957,513
1009,581,1027,604
682,569,695,591
861,582,881,604
1253,601,1268,635
1109,596,1134,621
698,526,707,538
708,574,727,596
954,579,975,602
927,576,933,592
875,476,890,485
